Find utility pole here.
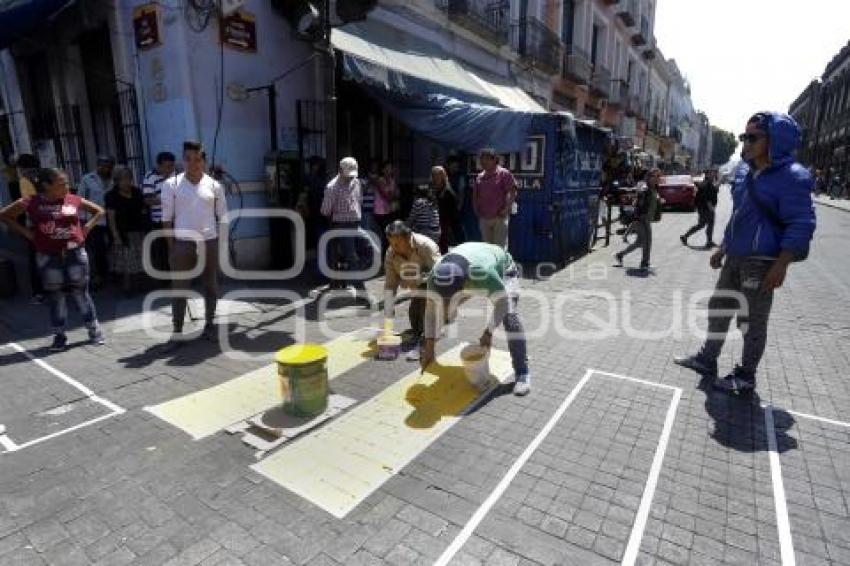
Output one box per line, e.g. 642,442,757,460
323,0,337,170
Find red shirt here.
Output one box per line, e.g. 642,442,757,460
474,166,516,219
25,194,86,254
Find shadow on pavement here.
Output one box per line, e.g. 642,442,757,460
697,375,798,454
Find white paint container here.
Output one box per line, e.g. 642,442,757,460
461,345,491,390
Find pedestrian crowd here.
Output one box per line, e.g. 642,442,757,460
0,111,818,401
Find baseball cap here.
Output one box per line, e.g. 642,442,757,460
339,157,358,178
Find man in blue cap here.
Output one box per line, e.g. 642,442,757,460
419,242,531,396
675,112,816,395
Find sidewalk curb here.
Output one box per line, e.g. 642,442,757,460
814,199,850,213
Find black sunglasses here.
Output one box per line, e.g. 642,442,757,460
738,133,766,143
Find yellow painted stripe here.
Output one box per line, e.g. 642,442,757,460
144,331,376,440
251,344,514,518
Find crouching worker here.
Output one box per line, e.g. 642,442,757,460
383,220,441,361
419,242,531,396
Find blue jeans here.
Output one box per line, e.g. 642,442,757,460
36,247,98,336
502,273,529,377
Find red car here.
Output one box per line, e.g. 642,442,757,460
658,175,697,211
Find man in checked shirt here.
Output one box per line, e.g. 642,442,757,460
321,157,363,290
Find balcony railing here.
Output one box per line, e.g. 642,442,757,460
632,16,649,46
591,66,612,98
511,17,563,75
616,0,637,28
562,44,592,85
436,0,510,44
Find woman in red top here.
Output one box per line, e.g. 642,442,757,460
0,168,107,351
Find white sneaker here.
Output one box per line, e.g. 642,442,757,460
405,348,421,362
513,374,531,396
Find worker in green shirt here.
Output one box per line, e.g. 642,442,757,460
420,242,530,396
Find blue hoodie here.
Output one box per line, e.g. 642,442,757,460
722,112,816,259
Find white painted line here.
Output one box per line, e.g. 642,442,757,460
9,411,122,452
592,369,682,392
765,404,796,566
0,428,19,452
1,342,126,453
433,370,593,566
435,368,682,566
621,387,682,566
761,406,850,429
4,342,125,414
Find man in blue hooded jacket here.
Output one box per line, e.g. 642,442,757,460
675,112,816,395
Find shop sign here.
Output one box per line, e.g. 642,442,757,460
468,135,546,190
221,9,257,52
133,4,161,50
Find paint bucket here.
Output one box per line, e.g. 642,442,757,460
276,344,329,417
461,345,491,390
376,334,402,360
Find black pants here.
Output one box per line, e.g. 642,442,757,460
85,225,111,283
700,257,775,376
147,221,170,279
684,205,716,244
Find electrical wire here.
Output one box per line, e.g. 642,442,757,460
211,36,225,167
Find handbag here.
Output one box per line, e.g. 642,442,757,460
744,175,808,261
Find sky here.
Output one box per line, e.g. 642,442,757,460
654,0,850,135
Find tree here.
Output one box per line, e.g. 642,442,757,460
711,127,738,166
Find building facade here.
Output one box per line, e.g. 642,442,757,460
0,0,712,267
790,41,850,180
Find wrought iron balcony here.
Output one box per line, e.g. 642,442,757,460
436,0,510,45
591,66,612,98
511,17,563,75
616,0,637,28
642,36,656,60
632,16,649,46
562,44,592,85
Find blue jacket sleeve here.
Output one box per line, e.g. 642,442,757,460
778,169,816,258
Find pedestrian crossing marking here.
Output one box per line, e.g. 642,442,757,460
251,344,514,518
144,331,376,440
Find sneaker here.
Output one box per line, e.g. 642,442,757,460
712,367,756,396
49,333,68,352
88,327,105,346
705,241,717,249
613,253,624,267
513,374,531,396
405,347,421,362
673,354,718,377
680,235,688,246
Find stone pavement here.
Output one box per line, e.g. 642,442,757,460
0,190,848,566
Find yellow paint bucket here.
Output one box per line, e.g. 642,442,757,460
276,344,329,417
460,345,491,390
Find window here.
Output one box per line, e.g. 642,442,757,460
562,0,575,46
591,24,600,66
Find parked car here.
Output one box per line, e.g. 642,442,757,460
658,175,696,211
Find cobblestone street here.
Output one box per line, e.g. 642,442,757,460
1,193,847,565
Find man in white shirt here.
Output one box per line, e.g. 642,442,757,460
78,155,115,288
161,141,227,343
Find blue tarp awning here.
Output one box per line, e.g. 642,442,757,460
0,0,76,50
366,90,547,153
331,19,546,113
